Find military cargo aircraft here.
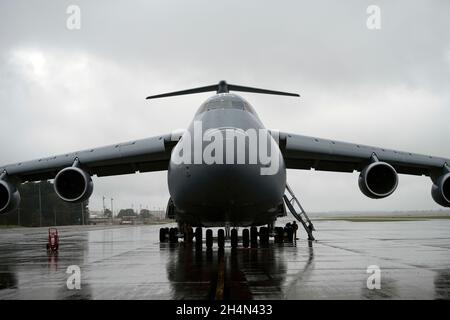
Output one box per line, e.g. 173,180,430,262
1,81,449,245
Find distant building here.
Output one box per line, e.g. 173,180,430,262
120,215,138,225
149,210,165,219
89,210,104,218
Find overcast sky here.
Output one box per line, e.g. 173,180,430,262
1,0,449,213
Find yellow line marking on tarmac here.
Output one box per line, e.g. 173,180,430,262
215,253,225,300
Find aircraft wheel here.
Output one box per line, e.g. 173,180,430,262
285,227,294,242
195,227,202,248
231,229,238,248
242,229,249,248
218,229,225,249
259,227,269,247
159,228,166,242
169,228,178,243
250,226,258,248
184,227,194,243
206,229,213,249
274,227,284,243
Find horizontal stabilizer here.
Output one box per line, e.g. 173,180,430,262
146,80,299,99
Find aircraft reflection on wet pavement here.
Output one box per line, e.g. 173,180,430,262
164,241,314,300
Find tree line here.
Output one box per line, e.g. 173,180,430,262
116,208,155,219
0,181,89,227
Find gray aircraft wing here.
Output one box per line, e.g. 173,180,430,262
0,133,180,183
278,131,449,178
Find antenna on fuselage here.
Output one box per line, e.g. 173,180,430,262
145,80,300,100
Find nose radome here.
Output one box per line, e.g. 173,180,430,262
170,162,285,210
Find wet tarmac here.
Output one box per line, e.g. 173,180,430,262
0,219,450,299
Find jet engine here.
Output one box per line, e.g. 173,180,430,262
358,161,398,199
431,173,450,207
0,178,21,215
54,166,93,203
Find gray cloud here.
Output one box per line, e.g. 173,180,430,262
1,0,449,212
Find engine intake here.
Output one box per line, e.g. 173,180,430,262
54,167,93,203
431,173,450,207
0,179,21,215
359,161,398,199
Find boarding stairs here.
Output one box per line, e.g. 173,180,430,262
283,182,315,240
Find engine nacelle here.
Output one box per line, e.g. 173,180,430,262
431,173,450,207
359,161,398,199
54,167,93,203
0,179,21,215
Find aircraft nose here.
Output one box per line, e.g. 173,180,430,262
169,162,286,209
194,164,261,206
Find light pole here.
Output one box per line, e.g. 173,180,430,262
81,201,84,225
38,182,42,227
110,198,114,224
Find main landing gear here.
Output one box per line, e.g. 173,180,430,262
159,227,180,243
159,225,301,248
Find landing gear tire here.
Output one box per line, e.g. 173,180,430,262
159,228,167,242
206,229,213,249
250,226,258,248
274,227,284,243
195,227,202,248
185,226,193,243
242,229,250,248
169,228,178,243
231,229,238,248
259,227,269,247
218,229,225,249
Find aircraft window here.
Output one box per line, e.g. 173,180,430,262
196,96,257,116
243,102,257,115
232,100,245,109
208,99,230,109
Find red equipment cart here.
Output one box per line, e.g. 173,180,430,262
46,228,59,252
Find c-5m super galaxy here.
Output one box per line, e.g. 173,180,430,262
1,81,449,246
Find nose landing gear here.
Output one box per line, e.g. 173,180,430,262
217,229,225,249
206,229,213,249
230,229,238,248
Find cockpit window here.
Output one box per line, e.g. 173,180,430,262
196,94,257,116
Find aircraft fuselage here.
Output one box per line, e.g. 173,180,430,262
167,93,286,227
